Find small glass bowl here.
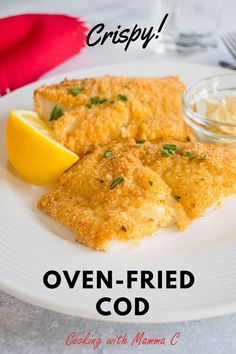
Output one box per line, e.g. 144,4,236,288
183,74,236,147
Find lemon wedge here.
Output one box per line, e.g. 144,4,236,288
6,110,79,185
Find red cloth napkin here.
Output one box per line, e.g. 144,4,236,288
0,14,88,95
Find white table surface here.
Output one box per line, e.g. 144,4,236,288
0,1,236,353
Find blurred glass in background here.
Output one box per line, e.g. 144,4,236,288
151,0,222,54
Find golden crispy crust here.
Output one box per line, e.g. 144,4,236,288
134,140,236,222
38,139,236,250
38,141,175,250
35,75,184,109
34,76,193,157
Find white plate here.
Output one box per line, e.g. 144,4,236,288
0,62,236,323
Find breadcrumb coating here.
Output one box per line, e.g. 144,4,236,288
38,139,236,250
38,142,175,250
134,140,236,223
34,76,193,157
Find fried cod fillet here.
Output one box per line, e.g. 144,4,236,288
34,76,193,157
38,140,236,250
134,140,236,227
38,141,175,250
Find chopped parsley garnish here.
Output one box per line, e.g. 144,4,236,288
163,144,178,151
109,94,128,104
70,87,84,96
174,195,181,201
86,96,108,108
184,151,206,161
148,180,153,186
117,94,128,101
198,155,207,161
124,84,130,89
161,143,178,157
110,176,124,190
161,149,174,157
135,140,145,146
186,151,195,160
49,105,63,121
104,150,112,158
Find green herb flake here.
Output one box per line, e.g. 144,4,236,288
135,140,145,146
86,96,108,108
124,83,130,89
161,149,174,157
49,105,63,121
70,87,84,96
117,94,128,101
163,144,178,151
198,155,207,161
104,150,112,158
174,195,181,201
148,180,153,187
98,98,108,104
110,176,124,190
90,96,100,105
186,151,195,160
